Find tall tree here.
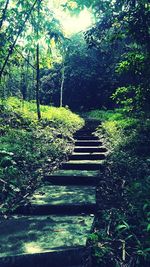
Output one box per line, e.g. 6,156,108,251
36,0,41,120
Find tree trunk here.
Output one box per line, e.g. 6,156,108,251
60,64,65,107
36,43,41,120
21,69,27,100
36,0,41,120
25,54,29,100
32,66,35,100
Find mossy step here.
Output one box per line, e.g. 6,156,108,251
49,169,100,177
17,204,96,215
74,146,107,153
17,203,96,215
16,185,96,215
44,175,99,186
45,170,100,184
75,130,94,135
74,135,98,140
61,160,105,170
30,185,96,205
75,140,102,146
0,215,94,267
70,153,106,160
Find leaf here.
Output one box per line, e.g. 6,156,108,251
147,224,150,231
116,224,127,230
125,234,133,240
144,248,150,252
116,221,129,231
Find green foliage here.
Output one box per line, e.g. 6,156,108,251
86,109,124,122
84,0,150,113
89,109,150,266
116,52,145,75
112,86,137,112
63,32,118,110
113,49,150,112
0,97,84,214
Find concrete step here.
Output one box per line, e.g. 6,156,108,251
0,215,94,267
75,130,94,136
30,185,96,205
74,135,98,140
61,160,105,171
70,153,106,161
16,185,96,215
74,146,107,153
44,170,100,185
17,203,96,215
48,170,100,177
44,175,99,186
75,140,102,146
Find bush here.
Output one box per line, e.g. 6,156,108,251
0,97,84,214
89,109,150,266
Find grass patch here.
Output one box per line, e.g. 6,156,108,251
86,109,124,122
0,97,84,215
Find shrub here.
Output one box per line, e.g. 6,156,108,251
89,109,150,266
0,97,84,214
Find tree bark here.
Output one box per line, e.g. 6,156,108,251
60,64,65,107
36,0,41,120
36,43,41,120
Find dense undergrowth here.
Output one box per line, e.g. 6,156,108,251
87,109,150,267
0,97,84,215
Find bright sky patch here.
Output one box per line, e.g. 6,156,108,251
48,1,93,36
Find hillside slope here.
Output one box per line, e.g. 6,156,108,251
0,97,84,215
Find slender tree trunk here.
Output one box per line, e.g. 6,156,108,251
32,65,35,100
36,43,41,120
26,54,29,100
36,0,41,120
21,63,27,101
60,64,65,107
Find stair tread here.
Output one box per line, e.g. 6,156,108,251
64,160,105,164
0,215,94,258
44,175,99,186
30,185,96,206
75,140,101,142
75,146,106,152
74,136,98,140
48,170,100,177
71,152,106,157
70,153,106,161
75,141,102,146
61,161,104,170
74,147,107,153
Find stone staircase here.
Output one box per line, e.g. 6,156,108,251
0,120,107,267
